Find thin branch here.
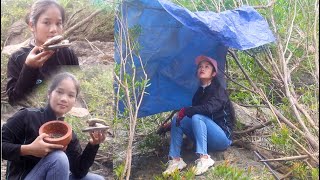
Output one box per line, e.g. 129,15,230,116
313,0,319,83
244,50,272,76
234,121,272,134
252,0,275,9
283,0,297,59
65,8,84,28
290,136,319,165
260,153,319,162
64,9,103,37
219,67,256,94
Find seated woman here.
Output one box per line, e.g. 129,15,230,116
6,0,79,105
2,72,105,180
163,55,235,176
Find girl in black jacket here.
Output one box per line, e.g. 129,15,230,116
2,72,105,180
6,0,79,105
163,55,235,176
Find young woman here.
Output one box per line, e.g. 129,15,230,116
163,55,235,176
6,0,79,105
2,72,105,180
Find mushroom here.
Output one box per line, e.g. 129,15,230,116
40,35,71,51
82,118,111,134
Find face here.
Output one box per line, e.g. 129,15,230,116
197,61,215,81
49,78,77,117
30,5,63,46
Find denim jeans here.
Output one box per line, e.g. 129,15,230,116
169,114,232,158
24,150,105,180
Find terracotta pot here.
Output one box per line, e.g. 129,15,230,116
39,120,72,147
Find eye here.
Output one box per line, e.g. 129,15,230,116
68,94,75,98
43,21,50,25
56,22,62,26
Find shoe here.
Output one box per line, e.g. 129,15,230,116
163,158,187,175
194,155,215,175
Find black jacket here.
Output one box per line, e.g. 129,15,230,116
184,79,235,139
2,105,99,180
6,42,79,105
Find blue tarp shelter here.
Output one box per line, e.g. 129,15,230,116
115,0,275,117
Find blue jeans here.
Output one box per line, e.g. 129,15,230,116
169,114,232,158
24,150,105,180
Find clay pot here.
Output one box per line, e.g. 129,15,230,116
39,120,72,147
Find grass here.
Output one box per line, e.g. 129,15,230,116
153,167,196,180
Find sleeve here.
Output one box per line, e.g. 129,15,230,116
184,87,227,118
6,55,39,105
66,133,99,178
2,109,28,161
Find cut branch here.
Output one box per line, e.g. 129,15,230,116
234,121,272,134
260,153,319,162
64,9,104,37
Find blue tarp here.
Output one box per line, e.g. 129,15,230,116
115,0,275,117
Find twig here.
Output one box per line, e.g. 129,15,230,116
219,67,256,94
244,50,272,76
237,103,267,108
64,9,104,37
263,46,284,82
254,151,281,180
228,50,257,90
65,8,84,28
260,153,319,162
284,0,297,62
289,136,319,165
313,0,319,83
234,121,272,134
251,0,275,9
280,170,293,180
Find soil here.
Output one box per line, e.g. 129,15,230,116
129,136,274,179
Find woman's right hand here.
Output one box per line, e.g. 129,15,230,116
25,46,54,68
21,133,64,158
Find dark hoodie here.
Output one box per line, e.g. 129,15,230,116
184,78,235,139
2,105,99,180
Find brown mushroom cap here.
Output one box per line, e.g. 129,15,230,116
42,35,64,47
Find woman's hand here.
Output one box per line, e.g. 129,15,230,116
89,130,106,145
25,46,55,68
176,108,186,126
20,133,64,158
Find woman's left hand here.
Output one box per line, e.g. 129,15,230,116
89,130,106,145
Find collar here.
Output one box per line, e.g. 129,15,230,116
29,38,36,47
44,104,65,121
200,81,212,88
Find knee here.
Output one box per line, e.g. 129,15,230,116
191,114,204,123
171,116,178,127
48,150,69,169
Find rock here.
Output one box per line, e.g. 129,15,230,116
232,102,260,127
70,41,114,65
68,107,90,117
6,19,30,46
2,38,31,56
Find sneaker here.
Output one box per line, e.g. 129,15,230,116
163,158,187,175
194,155,215,175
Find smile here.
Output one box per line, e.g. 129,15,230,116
58,104,68,108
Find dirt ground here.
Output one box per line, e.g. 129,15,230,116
127,135,274,180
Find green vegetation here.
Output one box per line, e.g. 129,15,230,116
154,167,196,180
